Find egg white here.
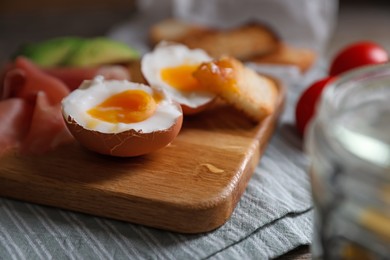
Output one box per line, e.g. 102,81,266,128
141,43,215,109
62,76,182,134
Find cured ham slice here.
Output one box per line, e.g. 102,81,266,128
0,98,32,156
0,57,72,155
11,58,70,104
0,57,133,155
20,92,73,154
44,65,130,90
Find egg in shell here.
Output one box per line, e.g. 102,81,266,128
141,43,215,114
62,76,183,157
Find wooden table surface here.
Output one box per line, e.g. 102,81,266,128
1,1,390,258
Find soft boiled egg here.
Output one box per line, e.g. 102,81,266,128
141,43,216,114
62,76,183,157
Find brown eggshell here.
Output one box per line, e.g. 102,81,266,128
63,104,183,157
180,98,216,115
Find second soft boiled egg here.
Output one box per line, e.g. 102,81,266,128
62,76,183,157
141,43,216,115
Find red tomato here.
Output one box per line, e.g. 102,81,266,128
329,41,389,76
295,76,335,137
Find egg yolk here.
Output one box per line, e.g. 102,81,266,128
88,89,157,124
193,58,239,94
160,64,202,91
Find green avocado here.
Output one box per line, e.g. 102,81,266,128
14,37,84,67
64,37,140,67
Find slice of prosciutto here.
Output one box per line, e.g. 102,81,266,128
0,57,72,155
20,91,73,154
0,57,133,155
2,58,70,104
0,98,32,156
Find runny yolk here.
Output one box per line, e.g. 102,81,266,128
87,89,157,124
160,64,202,91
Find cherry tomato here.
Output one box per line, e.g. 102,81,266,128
295,76,335,137
329,41,389,76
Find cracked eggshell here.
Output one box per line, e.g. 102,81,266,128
62,77,183,157
63,107,183,157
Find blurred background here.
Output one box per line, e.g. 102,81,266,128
1,0,390,64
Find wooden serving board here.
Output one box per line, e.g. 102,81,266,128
0,80,285,234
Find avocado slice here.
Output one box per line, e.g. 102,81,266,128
64,37,140,67
14,37,84,67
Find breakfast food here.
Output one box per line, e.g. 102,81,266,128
0,99,31,155
141,43,215,115
0,57,73,155
149,18,316,72
1,31,280,158
13,37,140,68
149,18,212,47
62,76,183,157
14,37,83,67
181,24,279,61
250,43,317,73
194,56,278,122
150,19,279,60
64,38,139,67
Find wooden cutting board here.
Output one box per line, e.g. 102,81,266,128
0,80,285,234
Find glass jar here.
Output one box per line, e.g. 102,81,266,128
306,64,390,259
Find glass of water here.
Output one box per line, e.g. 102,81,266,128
306,63,390,259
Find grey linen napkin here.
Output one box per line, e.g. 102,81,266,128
0,59,327,259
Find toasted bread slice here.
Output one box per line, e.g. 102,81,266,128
149,19,279,60
193,57,278,122
182,24,279,60
149,18,212,46
250,43,316,72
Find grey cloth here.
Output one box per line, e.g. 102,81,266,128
0,62,326,259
